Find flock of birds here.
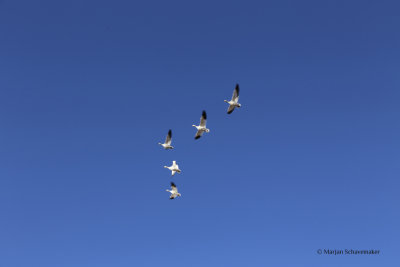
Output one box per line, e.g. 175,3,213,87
159,84,241,199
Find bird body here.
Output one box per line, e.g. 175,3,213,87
164,160,181,176
166,182,181,199
158,129,174,149
193,110,210,139
224,84,241,114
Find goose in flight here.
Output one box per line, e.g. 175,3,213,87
158,129,174,149
164,160,181,176
192,110,210,139
166,182,181,199
224,84,241,114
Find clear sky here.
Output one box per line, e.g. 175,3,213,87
0,1,399,266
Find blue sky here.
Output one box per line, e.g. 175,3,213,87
0,0,399,266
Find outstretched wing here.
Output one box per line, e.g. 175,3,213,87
195,130,204,139
232,84,239,102
200,110,207,127
171,182,178,193
227,105,235,114
165,129,172,145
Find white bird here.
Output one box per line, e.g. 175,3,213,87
166,182,181,199
224,84,241,114
158,129,174,149
164,160,181,176
192,110,210,139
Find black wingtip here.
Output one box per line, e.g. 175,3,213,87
171,182,176,187
235,84,240,95
195,136,201,140
202,110,207,119
227,110,233,114
168,129,172,137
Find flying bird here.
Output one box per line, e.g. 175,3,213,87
224,84,241,114
192,110,210,139
166,182,181,199
158,129,174,149
164,160,181,176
